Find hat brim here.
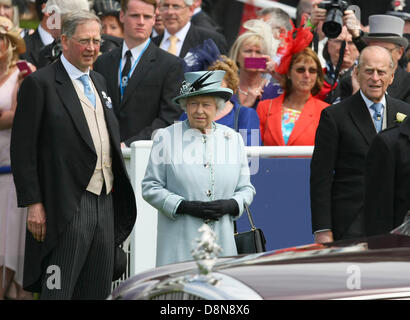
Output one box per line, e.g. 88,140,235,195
173,88,233,105
362,34,409,48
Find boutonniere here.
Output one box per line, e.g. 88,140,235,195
396,112,407,123
101,91,113,109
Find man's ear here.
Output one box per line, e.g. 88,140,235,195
398,46,405,59
353,64,358,78
389,69,395,86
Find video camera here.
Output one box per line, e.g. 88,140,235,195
318,0,350,39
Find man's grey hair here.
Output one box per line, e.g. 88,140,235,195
160,0,193,5
61,10,101,39
178,96,226,112
258,7,293,31
357,45,395,71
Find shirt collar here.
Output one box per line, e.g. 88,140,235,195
38,24,54,46
60,54,90,80
163,21,191,43
122,38,150,60
360,90,386,109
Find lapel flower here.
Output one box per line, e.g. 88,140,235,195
224,131,232,140
396,112,407,123
101,91,113,109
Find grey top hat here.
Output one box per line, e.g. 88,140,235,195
362,15,409,48
173,70,233,105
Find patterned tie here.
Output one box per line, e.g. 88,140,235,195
121,50,132,87
78,74,96,108
167,35,178,55
370,103,383,133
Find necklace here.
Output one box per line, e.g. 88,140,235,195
238,87,248,96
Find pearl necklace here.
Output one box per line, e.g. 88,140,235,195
238,87,248,96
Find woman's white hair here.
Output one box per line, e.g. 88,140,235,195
179,96,226,113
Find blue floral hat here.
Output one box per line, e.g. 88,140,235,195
173,70,233,105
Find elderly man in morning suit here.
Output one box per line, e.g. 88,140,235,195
310,45,410,244
11,11,136,299
152,0,228,58
94,0,183,144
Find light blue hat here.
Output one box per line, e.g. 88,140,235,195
173,70,233,105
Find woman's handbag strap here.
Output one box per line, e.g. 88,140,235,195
234,204,257,234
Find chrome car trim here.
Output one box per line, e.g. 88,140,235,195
136,272,263,300
334,287,410,300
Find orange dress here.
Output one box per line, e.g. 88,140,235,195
257,94,329,146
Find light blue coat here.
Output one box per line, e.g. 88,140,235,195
142,120,256,266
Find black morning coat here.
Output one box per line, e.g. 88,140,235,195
364,116,410,236
10,59,137,292
310,91,410,240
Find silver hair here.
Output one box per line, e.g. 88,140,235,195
357,45,395,71
61,10,101,39
258,7,293,31
178,96,226,112
159,0,193,5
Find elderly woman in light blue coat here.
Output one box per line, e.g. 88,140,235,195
142,70,256,266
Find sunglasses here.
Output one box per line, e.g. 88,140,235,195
295,67,318,74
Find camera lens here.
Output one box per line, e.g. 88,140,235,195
322,8,344,38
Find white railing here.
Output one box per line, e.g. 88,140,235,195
121,141,314,278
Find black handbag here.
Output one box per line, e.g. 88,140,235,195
234,204,266,254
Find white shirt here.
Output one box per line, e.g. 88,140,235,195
60,54,92,93
360,90,387,130
119,38,150,84
38,24,54,46
160,22,191,57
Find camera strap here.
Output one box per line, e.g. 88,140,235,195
334,40,346,82
327,40,346,103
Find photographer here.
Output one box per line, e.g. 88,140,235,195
306,0,364,103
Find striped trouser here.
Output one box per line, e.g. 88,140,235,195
40,189,114,300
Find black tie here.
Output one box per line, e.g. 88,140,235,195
121,50,132,90
122,50,132,76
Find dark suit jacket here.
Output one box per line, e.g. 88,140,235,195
21,28,45,67
310,92,410,240
152,24,228,58
93,41,184,144
10,59,137,292
364,117,410,236
191,10,222,34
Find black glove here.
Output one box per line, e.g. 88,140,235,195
176,199,239,220
176,200,223,220
205,199,239,217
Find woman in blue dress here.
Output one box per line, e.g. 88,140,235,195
142,70,256,266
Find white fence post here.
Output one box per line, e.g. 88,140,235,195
127,141,158,276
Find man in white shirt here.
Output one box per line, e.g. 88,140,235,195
310,46,410,243
152,0,228,58
11,10,136,299
94,0,184,144
22,0,55,66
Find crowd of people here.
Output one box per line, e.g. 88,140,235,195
1,0,410,300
